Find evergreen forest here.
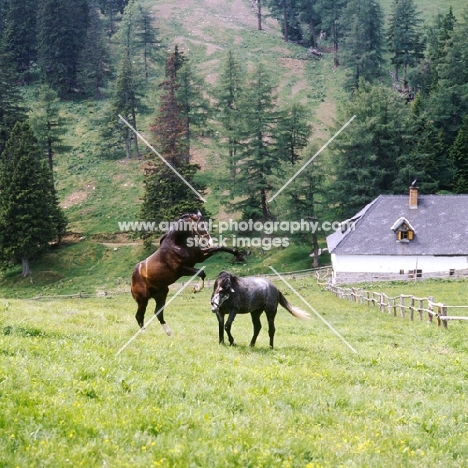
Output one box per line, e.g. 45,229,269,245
0,0,467,280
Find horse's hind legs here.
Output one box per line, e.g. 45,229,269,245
135,300,148,329
154,288,172,336
249,311,262,348
266,310,277,349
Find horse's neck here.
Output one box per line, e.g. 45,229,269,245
163,229,189,246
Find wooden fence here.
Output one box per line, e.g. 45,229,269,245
316,269,468,329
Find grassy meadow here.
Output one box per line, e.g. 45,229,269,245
2,277,468,467
2,0,468,466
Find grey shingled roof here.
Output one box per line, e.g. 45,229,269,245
327,195,468,256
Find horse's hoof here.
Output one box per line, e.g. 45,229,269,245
140,327,146,333
162,323,173,336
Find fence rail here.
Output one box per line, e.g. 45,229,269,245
315,269,468,329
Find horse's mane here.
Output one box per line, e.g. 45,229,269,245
159,213,197,245
218,270,239,287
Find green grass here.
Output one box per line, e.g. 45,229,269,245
2,278,468,467
379,0,467,21
344,278,468,306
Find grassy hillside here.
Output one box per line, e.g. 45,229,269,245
2,279,468,466
379,0,466,20
3,0,466,296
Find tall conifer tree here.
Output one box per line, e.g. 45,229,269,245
317,0,346,67
0,122,66,276
341,0,385,90
228,64,282,221
37,0,89,97
151,51,187,166
330,83,410,217
28,84,65,181
214,50,245,180
0,49,24,153
449,114,468,193
387,0,423,83
140,50,205,239
77,1,108,97
2,0,37,83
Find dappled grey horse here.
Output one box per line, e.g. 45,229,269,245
210,271,310,349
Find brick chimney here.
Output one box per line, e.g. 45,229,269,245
409,185,418,209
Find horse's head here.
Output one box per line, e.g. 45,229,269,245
211,271,235,312
174,210,213,248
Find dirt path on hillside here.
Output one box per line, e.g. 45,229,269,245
154,0,276,44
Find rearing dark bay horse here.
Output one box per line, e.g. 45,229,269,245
131,211,243,336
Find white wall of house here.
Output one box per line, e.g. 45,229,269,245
331,254,468,274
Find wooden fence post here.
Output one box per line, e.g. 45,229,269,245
439,305,448,329
428,296,434,323
380,294,385,313
418,299,423,321
410,297,415,321
400,295,405,318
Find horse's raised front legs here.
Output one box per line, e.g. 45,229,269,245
181,266,206,290
202,246,245,262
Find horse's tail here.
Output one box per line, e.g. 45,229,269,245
278,292,311,320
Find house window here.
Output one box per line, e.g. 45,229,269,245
399,269,404,275
449,269,455,276
392,218,416,242
397,229,414,241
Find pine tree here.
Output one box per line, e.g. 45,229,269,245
0,0,9,36
386,0,423,83
317,0,346,67
280,158,324,267
109,55,141,158
99,0,128,38
176,61,210,151
266,0,303,43
330,82,410,217
77,1,108,97
394,92,441,194
141,51,205,242
228,63,282,221
37,0,89,97
430,9,468,145
449,113,468,193
0,49,24,153
273,103,311,167
0,121,67,276
135,4,162,83
429,7,457,93
296,0,321,47
151,51,188,165
139,162,205,246
2,0,37,83
341,0,385,90
28,84,65,182
214,50,245,180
